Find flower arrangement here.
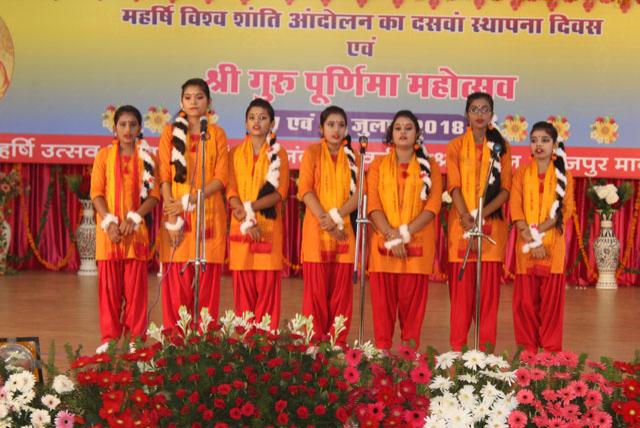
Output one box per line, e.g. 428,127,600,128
501,114,529,143
101,105,117,131
590,116,619,145
0,169,20,216
64,167,92,201
547,115,571,142
144,106,171,134
586,179,634,217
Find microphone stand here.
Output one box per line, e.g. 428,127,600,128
457,151,498,350
352,136,370,344
181,121,208,326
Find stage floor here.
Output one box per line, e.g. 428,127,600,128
1,272,638,369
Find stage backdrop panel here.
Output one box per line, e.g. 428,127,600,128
0,0,639,177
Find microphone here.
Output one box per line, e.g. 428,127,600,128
492,142,502,155
199,116,208,138
358,135,368,154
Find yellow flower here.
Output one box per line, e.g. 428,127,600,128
144,106,171,134
590,116,619,145
101,105,117,131
500,114,528,143
547,115,571,142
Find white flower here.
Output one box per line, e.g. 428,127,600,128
424,415,447,428
429,375,453,392
146,322,164,345
330,315,347,347
435,351,460,370
481,382,504,401
198,307,214,334
52,375,74,395
0,404,8,419
484,354,510,369
352,340,380,359
41,394,60,410
441,191,452,204
485,419,508,428
11,389,34,408
473,402,491,422
593,184,620,205
30,409,51,427
462,349,487,370
448,408,474,427
457,385,477,410
254,314,273,332
176,305,193,335
458,374,478,384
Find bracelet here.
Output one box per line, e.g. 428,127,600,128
240,201,257,235
328,208,344,231
522,224,545,254
399,224,411,243
126,211,143,230
164,217,185,231
383,237,404,250
181,193,195,213
100,213,119,232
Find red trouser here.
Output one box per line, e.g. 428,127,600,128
161,262,221,329
513,273,565,353
97,260,148,344
369,272,429,350
233,270,281,330
448,261,501,351
302,262,353,346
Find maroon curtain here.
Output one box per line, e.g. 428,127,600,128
4,163,639,286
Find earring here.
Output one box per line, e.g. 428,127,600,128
413,143,420,151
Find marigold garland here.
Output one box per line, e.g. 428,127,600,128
616,184,640,279
572,210,598,282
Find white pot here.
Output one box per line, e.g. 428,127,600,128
0,212,10,275
76,199,97,276
594,211,619,290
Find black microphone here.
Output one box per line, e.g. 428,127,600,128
199,116,208,138
358,135,368,154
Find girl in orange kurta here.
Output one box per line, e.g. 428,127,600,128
510,121,574,353
91,105,160,353
227,99,289,330
367,110,442,350
298,106,360,345
158,78,229,328
446,92,512,351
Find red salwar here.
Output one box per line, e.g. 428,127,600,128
302,262,353,346
448,261,501,351
369,272,429,350
161,262,221,329
233,270,281,330
97,260,148,344
513,273,565,353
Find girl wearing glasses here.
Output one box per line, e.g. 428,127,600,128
297,106,360,346
227,98,289,330
445,92,512,351
510,121,573,352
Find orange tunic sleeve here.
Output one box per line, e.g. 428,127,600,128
158,125,173,186
446,137,463,193
226,146,240,201
366,156,383,214
562,172,575,225
148,152,161,201
90,147,108,201
296,145,318,200
276,149,290,201
500,141,513,193
424,157,442,215
212,125,229,188
509,166,526,223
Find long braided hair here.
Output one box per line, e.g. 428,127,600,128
384,110,432,200
533,121,567,233
171,78,211,184
465,92,507,220
319,106,358,232
247,98,281,220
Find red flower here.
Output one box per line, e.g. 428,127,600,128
623,378,640,399
188,373,201,382
206,367,216,377
176,388,187,399
92,353,112,364
296,405,309,419
336,406,349,422
97,371,114,388
213,398,226,409
403,409,426,427
410,365,431,384
240,402,255,416
77,370,98,385
276,412,289,424
170,373,181,382
344,367,360,384
217,384,232,395
515,368,531,387
398,379,416,399
621,401,640,424
140,371,163,387
314,404,326,415
130,388,149,406
188,391,200,404
275,400,288,413
267,357,284,368
229,407,242,420
213,424,228,428
71,356,93,369
328,366,341,377
233,379,245,390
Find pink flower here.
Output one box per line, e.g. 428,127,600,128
344,367,360,384
345,348,363,367
397,345,415,361
536,352,555,367
542,389,558,402
553,371,571,380
592,411,612,427
54,411,75,428
516,389,535,404
561,403,579,419
558,386,576,402
555,351,579,368
520,350,536,365
569,380,588,397
508,410,528,428
530,368,546,380
515,368,531,387
410,365,432,384
584,390,602,407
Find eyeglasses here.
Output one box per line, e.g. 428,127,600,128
468,106,492,115
248,115,270,122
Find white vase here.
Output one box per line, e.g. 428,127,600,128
0,210,11,275
76,199,97,276
594,210,619,289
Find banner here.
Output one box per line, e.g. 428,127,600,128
0,0,638,177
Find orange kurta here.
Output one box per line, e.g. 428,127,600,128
158,123,229,263
446,135,513,262
367,154,443,274
510,163,575,275
297,142,361,264
90,143,160,261
227,145,290,271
